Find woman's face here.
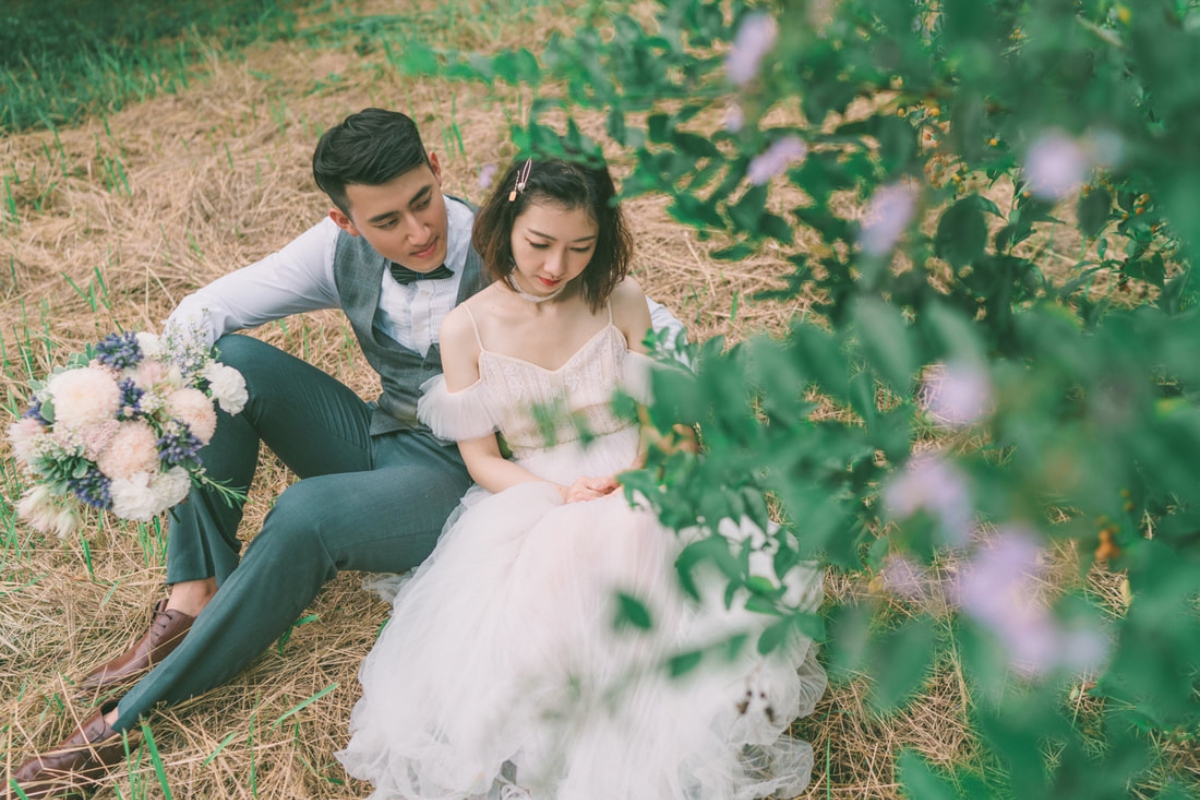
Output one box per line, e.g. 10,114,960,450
509,201,598,299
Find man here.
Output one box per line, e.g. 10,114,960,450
3,108,685,799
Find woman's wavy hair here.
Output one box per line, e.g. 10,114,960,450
472,156,633,312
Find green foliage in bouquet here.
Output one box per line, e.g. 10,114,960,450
385,1,1200,796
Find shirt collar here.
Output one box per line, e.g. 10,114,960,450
443,197,473,277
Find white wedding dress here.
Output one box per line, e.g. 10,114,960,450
337,308,826,800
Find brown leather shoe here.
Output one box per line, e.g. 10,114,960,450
75,600,195,699
2,702,133,799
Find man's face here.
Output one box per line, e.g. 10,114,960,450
329,152,449,272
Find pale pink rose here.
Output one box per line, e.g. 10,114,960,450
747,136,807,185
134,360,168,389
87,359,122,382
48,367,121,429
78,419,121,461
202,363,248,415
96,421,159,480
7,417,45,463
110,472,159,521
153,467,191,510
166,387,217,444
110,467,189,521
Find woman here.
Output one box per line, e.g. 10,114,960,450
337,156,825,799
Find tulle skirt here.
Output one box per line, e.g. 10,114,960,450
337,427,826,800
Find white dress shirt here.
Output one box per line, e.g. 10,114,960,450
167,196,686,357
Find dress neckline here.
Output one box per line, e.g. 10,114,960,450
478,323,621,375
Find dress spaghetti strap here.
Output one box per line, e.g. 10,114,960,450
462,305,485,351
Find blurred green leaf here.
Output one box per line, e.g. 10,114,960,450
897,750,960,800
1077,188,1112,239
853,297,915,391
870,617,936,710
935,195,990,269
614,592,654,631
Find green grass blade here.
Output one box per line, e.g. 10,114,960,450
271,682,338,729
139,721,174,800
202,731,238,765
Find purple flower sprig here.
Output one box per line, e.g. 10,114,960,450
747,136,808,185
726,13,779,87
117,378,145,421
94,331,143,371
22,401,47,424
157,422,203,467
69,468,113,510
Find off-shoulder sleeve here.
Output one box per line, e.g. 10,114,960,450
417,375,502,441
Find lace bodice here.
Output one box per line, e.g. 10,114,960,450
417,307,655,459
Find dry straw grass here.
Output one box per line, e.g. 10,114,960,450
0,1,1183,798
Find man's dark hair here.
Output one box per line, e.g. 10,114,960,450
312,108,430,215
472,157,633,313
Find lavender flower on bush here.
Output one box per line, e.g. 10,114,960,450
955,527,1109,675
860,183,917,256
1024,131,1088,201
883,455,973,548
479,163,498,189
747,136,807,185
921,362,992,428
881,554,927,601
726,12,778,86
724,103,745,133
94,331,143,370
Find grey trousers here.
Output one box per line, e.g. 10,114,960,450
114,334,471,729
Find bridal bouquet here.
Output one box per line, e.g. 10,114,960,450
7,325,248,538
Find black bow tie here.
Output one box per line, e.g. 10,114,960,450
389,263,454,285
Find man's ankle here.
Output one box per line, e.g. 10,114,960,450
165,578,217,617
103,705,121,728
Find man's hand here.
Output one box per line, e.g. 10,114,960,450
558,475,619,504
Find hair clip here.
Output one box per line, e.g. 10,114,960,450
508,158,533,202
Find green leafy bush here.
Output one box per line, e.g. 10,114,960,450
393,1,1200,796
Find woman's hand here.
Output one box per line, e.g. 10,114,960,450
557,475,619,504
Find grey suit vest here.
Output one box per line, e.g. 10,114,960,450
332,216,488,437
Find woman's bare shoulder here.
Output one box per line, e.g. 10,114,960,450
610,276,647,313
610,277,652,352
440,294,490,360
